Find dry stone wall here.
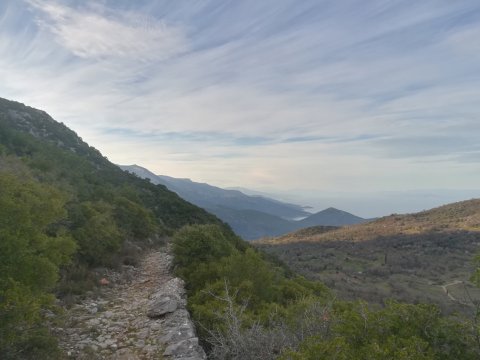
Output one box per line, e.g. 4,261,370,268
56,249,206,359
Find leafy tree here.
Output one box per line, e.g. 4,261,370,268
0,174,76,358
113,195,158,239
282,301,477,360
173,224,238,269
70,201,123,266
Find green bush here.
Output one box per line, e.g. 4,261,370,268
0,174,76,357
173,224,239,272
172,224,330,342
71,201,123,267
282,301,477,360
173,224,478,359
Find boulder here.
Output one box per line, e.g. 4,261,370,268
147,296,178,318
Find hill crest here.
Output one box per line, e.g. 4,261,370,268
259,198,480,245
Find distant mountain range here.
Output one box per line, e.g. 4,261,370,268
121,164,367,239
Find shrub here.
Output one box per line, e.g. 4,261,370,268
0,174,76,357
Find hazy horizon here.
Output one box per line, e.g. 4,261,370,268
263,188,480,218
126,163,480,218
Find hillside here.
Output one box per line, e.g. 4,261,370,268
121,164,366,239
0,97,225,358
207,206,298,239
0,99,224,229
257,199,480,315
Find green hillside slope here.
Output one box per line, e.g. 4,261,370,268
0,97,225,358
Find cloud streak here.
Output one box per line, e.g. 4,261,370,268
0,0,479,207
27,0,187,61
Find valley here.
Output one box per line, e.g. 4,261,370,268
121,164,367,240
257,200,480,315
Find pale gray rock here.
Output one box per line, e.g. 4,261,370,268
57,249,207,359
147,296,178,318
137,328,150,339
87,318,100,326
161,322,195,343
163,337,206,359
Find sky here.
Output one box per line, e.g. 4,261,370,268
1,0,480,217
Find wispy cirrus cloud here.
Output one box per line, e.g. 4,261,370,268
27,0,187,61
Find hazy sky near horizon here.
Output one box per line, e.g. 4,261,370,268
1,0,480,209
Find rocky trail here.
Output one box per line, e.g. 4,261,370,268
441,280,466,303
55,248,206,359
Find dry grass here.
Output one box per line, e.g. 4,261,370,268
256,199,480,316
257,199,480,245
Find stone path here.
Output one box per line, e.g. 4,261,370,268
441,280,464,302
56,248,206,359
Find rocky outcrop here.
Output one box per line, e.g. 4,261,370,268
147,279,184,318
56,249,206,359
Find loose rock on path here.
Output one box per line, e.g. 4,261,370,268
56,248,206,359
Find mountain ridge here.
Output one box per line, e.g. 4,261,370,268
260,198,480,245
121,164,366,239
121,164,310,219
